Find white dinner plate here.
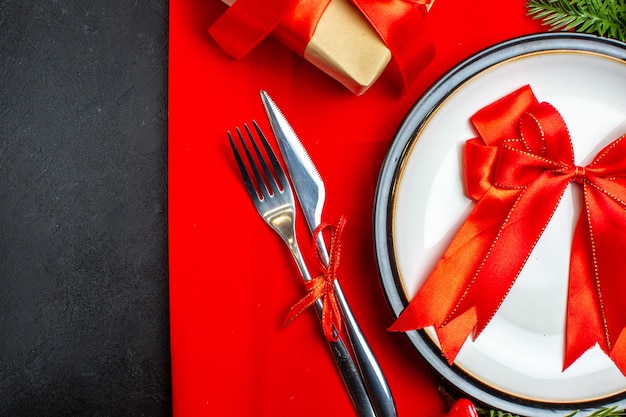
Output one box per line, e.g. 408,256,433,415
374,33,626,416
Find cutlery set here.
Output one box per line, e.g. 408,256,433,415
228,91,396,417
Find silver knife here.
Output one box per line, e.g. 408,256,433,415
261,90,397,417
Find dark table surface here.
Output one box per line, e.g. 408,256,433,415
0,1,171,415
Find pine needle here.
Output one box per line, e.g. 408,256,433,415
476,405,626,417
526,0,626,42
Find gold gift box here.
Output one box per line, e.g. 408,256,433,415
220,0,432,95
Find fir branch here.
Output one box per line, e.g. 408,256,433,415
475,405,626,417
526,0,626,42
475,407,521,417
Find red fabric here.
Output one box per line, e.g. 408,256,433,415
390,86,626,375
208,0,301,58
169,0,545,415
208,0,435,89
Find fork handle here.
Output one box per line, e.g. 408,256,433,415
287,238,377,417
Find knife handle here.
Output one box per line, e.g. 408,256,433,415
287,238,377,417
317,236,398,417
327,335,378,417
334,281,397,417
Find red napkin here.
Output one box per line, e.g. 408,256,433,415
168,0,545,415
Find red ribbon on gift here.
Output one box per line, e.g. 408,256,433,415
284,217,346,341
208,0,435,89
389,85,626,375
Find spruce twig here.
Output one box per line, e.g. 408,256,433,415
475,405,626,417
526,0,626,41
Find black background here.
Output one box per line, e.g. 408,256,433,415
0,1,171,415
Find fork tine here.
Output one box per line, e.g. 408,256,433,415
236,126,272,201
250,120,287,192
244,123,279,196
244,120,286,194
228,131,260,200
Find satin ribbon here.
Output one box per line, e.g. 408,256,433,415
390,85,626,375
285,217,346,342
443,399,478,417
208,0,434,89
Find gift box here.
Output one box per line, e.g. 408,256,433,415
209,0,435,95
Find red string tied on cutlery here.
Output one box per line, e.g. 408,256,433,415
285,216,346,342
389,85,626,376
208,0,434,90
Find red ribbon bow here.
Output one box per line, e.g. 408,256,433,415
285,217,346,342
390,85,626,375
208,0,434,89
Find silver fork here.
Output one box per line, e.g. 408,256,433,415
229,121,377,417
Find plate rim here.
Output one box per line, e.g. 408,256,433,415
373,32,626,416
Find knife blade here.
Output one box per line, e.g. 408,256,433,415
259,92,324,240
260,90,397,417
